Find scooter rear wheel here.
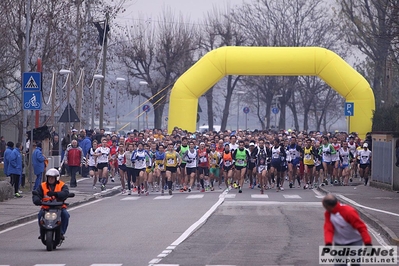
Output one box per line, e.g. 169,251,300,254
46,231,53,251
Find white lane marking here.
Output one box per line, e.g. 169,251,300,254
313,189,324,198
220,193,236,198
121,197,140,201
149,190,229,265
223,201,321,207
206,265,237,266
0,198,105,235
154,196,173,200
148,259,162,264
90,264,123,266
171,190,228,246
186,195,204,199
282,195,301,199
337,194,399,217
368,225,390,247
251,194,269,199
34,264,66,266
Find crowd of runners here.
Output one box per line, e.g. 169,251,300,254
70,128,372,196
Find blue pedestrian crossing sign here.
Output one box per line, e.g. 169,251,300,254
272,107,279,114
344,102,354,116
23,91,42,110
243,107,250,114
23,72,41,91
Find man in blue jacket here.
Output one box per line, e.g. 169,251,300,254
78,130,91,177
8,143,23,198
3,141,14,178
32,142,46,190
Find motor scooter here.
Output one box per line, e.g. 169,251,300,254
32,191,74,251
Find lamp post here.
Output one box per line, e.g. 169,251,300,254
115,77,126,133
235,90,245,130
93,74,104,130
273,94,283,130
59,69,72,132
138,81,148,131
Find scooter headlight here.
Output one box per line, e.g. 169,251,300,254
44,212,58,221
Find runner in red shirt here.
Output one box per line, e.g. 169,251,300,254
198,142,210,192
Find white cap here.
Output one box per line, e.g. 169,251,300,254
72,129,78,132
249,142,255,146
200,142,205,145
363,143,368,148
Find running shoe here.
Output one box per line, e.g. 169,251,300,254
304,184,309,189
211,187,215,191
238,187,242,193
200,188,205,192
93,186,97,190
101,184,106,191
15,193,22,198
334,180,338,185
188,187,192,192
260,189,264,194
111,177,115,182
169,189,173,195
289,182,293,189
133,187,137,192
280,187,284,191
161,189,164,195
128,190,131,195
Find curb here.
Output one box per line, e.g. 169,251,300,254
0,188,120,232
317,187,399,246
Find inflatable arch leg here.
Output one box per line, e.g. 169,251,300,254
168,47,375,138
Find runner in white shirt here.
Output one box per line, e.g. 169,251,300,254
182,141,198,192
131,142,152,195
94,138,111,191
86,140,98,190
357,143,372,186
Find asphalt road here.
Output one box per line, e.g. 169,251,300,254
0,186,391,266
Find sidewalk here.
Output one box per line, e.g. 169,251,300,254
318,183,399,246
0,176,121,231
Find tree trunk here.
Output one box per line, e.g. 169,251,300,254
303,108,309,132
278,102,286,130
255,90,265,130
153,103,164,129
221,75,240,131
205,88,214,131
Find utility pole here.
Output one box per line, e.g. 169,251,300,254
99,12,109,130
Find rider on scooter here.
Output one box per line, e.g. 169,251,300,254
32,168,70,239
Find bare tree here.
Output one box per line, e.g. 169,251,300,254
118,10,198,129
338,0,399,107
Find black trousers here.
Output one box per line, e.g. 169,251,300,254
10,174,20,194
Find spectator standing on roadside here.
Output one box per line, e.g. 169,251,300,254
8,143,23,198
64,139,83,187
51,135,60,156
3,141,14,178
32,142,46,190
0,136,6,162
79,130,91,177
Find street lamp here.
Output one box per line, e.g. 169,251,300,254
273,94,283,130
92,74,104,130
138,81,148,131
59,69,72,132
236,90,245,130
115,77,126,133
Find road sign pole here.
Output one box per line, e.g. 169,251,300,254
245,113,247,130
35,58,42,128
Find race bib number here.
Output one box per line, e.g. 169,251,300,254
225,161,232,167
211,159,216,165
158,164,164,170
236,159,244,165
167,158,174,165
305,154,311,160
273,153,279,159
200,157,207,163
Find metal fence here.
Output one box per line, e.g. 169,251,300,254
371,141,393,184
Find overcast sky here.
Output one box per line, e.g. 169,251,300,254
120,0,245,22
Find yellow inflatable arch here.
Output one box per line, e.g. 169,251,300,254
168,47,375,137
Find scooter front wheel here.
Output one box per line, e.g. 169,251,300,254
46,231,53,251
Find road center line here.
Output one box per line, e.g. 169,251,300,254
337,194,399,217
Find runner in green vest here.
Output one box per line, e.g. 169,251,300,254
232,140,250,193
